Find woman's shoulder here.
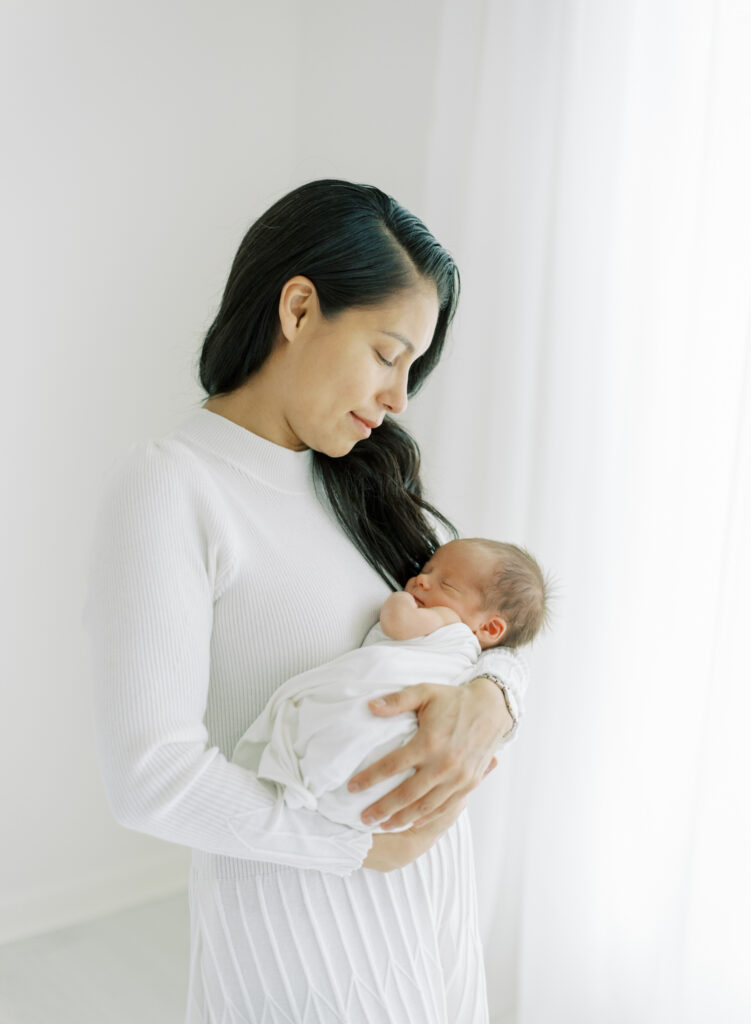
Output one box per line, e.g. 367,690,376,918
99,425,218,508
91,431,235,568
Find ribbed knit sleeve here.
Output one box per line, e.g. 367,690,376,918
83,443,373,875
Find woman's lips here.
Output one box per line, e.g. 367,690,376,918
350,412,373,436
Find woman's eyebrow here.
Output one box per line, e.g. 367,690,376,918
378,330,415,354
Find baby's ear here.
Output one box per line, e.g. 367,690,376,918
477,615,507,646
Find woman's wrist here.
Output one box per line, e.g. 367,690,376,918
467,674,515,737
362,831,416,872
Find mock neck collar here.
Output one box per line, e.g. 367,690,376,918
172,407,314,494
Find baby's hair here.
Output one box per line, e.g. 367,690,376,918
464,538,552,648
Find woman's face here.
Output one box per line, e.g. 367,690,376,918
280,278,440,457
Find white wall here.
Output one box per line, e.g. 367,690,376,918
3,0,444,942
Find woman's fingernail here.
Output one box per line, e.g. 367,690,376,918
371,698,386,707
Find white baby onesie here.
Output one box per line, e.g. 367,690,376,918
231,621,481,832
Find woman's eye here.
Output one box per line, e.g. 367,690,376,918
376,352,394,367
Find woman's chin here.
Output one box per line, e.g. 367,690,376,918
315,436,361,458
328,444,358,458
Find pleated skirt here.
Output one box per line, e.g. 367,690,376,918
184,811,489,1023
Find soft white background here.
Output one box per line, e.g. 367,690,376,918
3,2,750,1023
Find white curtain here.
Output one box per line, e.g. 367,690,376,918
408,2,751,1021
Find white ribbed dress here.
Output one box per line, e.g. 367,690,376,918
83,408,528,1024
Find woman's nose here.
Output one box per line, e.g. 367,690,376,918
379,371,409,415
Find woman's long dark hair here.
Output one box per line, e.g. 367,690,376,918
198,179,459,588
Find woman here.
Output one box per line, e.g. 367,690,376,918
85,179,528,1023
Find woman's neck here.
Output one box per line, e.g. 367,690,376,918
202,360,306,451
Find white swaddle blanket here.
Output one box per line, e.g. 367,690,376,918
231,621,481,832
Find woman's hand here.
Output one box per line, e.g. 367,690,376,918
361,797,469,872
348,677,510,832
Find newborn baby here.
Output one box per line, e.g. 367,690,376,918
231,538,548,832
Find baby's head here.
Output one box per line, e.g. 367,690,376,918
405,538,550,649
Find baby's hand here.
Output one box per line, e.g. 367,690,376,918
382,591,419,614
380,591,461,641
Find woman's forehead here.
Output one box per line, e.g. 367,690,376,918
366,286,439,356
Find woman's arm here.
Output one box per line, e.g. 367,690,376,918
83,443,372,876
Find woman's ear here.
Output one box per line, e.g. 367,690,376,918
278,275,318,344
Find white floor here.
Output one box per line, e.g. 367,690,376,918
0,891,190,1024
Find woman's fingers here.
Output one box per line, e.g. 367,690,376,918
379,782,458,831
411,794,467,831
347,684,436,796
352,735,467,826
383,754,499,830
366,684,430,717
363,753,473,830
357,766,438,826
348,747,416,799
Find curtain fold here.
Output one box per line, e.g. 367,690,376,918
409,2,751,1021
